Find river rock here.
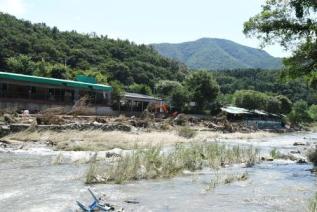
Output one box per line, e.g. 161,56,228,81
108,148,123,155
105,152,121,158
261,156,274,161
293,142,306,146
290,150,301,154
296,158,307,164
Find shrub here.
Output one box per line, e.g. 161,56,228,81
309,193,317,212
155,80,182,98
174,114,188,126
288,100,312,124
266,97,281,114
308,148,317,166
270,148,282,159
234,90,268,110
309,105,317,121
178,127,197,139
128,83,153,95
276,95,292,114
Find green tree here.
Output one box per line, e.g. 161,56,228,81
243,0,317,86
266,97,282,114
276,95,292,114
6,55,35,75
155,80,182,98
50,64,70,79
184,71,220,111
234,90,268,110
308,104,317,121
170,87,189,112
100,61,133,85
109,80,124,107
288,100,312,124
128,83,153,96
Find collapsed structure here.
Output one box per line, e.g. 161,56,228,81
119,92,163,113
221,106,284,129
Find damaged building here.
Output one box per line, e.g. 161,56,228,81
118,92,164,113
0,71,165,115
221,106,284,129
0,71,113,115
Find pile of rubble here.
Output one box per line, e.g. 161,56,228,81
0,110,294,138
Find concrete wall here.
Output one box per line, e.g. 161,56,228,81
0,100,114,116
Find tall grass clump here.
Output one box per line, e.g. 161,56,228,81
86,143,259,184
270,148,282,159
178,127,197,139
85,153,98,184
309,193,317,212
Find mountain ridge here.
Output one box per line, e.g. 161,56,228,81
151,38,282,70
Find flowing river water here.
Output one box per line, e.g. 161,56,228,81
0,132,316,211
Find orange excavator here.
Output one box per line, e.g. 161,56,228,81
148,102,169,113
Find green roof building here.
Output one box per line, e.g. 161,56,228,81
0,72,113,114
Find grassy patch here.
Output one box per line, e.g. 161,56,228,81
309,193,317,212
270,148,282,159
85,143,258,184
3,129,186,151
178,127,197,139
205,171,249,192
51,152,64,165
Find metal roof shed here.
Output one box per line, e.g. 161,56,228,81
123,92,162,103
221,106,251,114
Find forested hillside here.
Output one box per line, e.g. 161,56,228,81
0,13,187,87
152,38,282,70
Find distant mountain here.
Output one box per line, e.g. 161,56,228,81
151,38,282,70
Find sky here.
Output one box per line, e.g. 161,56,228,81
0,0,290,57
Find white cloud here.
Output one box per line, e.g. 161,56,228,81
0,0,26,16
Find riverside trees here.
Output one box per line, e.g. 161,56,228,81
243,0,317,87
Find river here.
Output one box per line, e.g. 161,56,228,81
0,132,316,211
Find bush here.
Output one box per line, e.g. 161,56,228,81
309,193,317,212
155,80,182,98
266,97,282,114
234,90,268,110
233,90,291,114
308,148,317,166
6,55,36,75
178,127,197,139
270,148,282,159
174,114,188,126
288,100,312,124
128,83,152,95
276,95,292,114
308,105,317,121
